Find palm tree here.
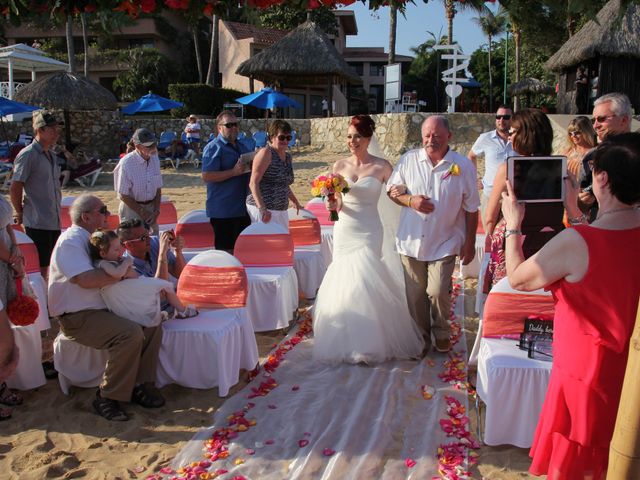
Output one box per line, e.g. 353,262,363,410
472,5,507,111
389,4,397,64
443,0,486,44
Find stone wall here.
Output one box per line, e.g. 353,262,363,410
311,113,498,160
3,111,571,164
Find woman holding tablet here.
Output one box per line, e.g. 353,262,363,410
500,133,640,479
483,109,554,291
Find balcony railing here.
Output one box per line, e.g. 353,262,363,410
0,82,26,99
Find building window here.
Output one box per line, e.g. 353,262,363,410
348,62,363,76
369,63,385,77
286,93,305,119
310,95,323,116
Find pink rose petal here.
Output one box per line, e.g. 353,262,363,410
267,404,277,409
291,385,300,391
322,448,335,456
132,466,145,473
246,448,255,455
159,467,174,474
405,458,417,468
265,439,274,445
298,439,309,448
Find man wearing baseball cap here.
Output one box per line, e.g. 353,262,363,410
113,128,163,234
10,110,63,279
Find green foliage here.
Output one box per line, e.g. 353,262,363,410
403,32,448,112
168,83,248,118
258,4,338,35
113,48,177,101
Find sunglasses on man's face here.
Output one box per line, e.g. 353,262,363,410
591,114,616,124
496,115,511,120
219,122,238,129
124,233,149,245
276,134,292,142
97,205,109,215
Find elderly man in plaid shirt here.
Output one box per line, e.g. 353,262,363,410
114,128,163,234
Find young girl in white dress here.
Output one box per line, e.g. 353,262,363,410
312,115,424,364
89,230,197,326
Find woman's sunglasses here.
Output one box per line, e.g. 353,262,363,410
276,134,292,142
569,131,582,137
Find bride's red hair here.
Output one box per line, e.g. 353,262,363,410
350,115,376,138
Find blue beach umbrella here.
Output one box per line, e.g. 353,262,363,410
236,88,302,110
121,92,184,115
0,97,41,144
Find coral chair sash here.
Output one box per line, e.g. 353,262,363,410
176,222,215,249
289,218,321,246
234,234,294,267
304,200,334,226
482,292,555,338
60,206,72,230
106,214,120,230
177,265,248,308
18,242,40,274
159,201,178,225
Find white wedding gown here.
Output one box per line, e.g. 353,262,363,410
313,176,425,363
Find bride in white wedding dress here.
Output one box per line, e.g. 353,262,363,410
313,115,425,363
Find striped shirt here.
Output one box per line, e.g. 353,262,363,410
246,147,294,211
114,150,162,202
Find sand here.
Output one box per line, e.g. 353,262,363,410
0,147,537,479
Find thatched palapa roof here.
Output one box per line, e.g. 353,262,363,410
236,21,361,85
509,78,555,96
545,0,640,72
15,72,118,110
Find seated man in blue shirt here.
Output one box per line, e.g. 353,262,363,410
202,110,251,252
117,219,186,282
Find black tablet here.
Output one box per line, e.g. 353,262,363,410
507,156,567,203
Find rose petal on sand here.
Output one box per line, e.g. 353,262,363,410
322,448,335,456
298,439,309,448
405,458,417,468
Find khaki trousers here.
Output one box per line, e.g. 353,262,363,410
400,254,456,344
59,309,162,402
119,201,159,235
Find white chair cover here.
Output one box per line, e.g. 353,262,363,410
53,333,108,394
288,208,327,299
6,322,46,390
158,251,258,396
475,277,553,447
235,222,299,331
459,233,485,279
60,196,76,232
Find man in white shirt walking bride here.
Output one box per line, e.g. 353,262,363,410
388,115,480,353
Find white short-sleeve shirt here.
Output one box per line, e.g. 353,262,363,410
113,150,162,203
388,147,480,262
48,225,106,317
470,129,514,196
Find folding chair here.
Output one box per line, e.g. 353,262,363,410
71,159,103,187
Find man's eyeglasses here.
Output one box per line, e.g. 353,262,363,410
496,115,511,120
124,233,149,244
96,205,109,215
219,122,238,129
591,114,616,124
568,131,582,137
276,134,292,142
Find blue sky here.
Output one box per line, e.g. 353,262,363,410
345,2,501,58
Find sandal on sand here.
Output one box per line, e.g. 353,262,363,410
0,382,23,406
42,361,58,380
93,391,129,421
0,407,11,421
131,383,165,408
175,305,198,319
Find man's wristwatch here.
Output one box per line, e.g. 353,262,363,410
504,229,522,240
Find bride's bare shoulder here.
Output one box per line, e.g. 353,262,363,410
331,157,352,173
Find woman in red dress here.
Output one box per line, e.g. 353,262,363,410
500,132,640,479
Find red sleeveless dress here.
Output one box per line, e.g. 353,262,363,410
529,225,640,479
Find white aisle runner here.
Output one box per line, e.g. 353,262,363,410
153,283,477,480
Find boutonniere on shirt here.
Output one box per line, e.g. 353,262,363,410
442,163,461,180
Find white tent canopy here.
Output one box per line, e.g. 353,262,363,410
0,44,69,99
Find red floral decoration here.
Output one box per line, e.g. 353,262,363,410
7,278,39,327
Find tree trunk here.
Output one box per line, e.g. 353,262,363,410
388,5,397,64
193,27,203,84
607,301,640,477
487,34,493,112
513,25,521,111
81,12,89,77
446,0,455,44
66,15,76,74
206,14,219,87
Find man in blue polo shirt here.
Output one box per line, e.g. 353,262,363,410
201,110,251,252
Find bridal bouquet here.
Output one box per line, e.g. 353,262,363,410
311,173,350,221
